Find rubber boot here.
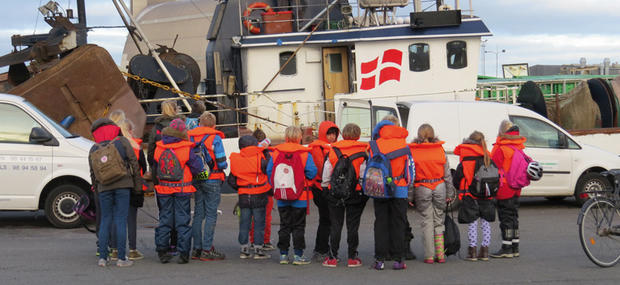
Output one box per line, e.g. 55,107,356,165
477,246,489,261
490,229,513,258
512,229,520,257
466,246,477,261
434,234,445,263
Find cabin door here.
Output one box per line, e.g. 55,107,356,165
322,47,349,122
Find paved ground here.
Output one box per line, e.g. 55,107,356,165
0,196,617,285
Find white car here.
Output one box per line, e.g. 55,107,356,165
336,98,620,205
0,94,92,228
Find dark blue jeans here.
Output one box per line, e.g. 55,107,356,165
192,180,222,250
98,188,130,261
239,207,266,246
155,193,192,255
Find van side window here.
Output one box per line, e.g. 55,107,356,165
0,103,42,143
447,41,467,69
510,116,579,149
373,107,397,127
340,106,372,137
408,43,429,72
279,51,296,75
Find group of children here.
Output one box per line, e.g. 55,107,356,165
90,98,536,270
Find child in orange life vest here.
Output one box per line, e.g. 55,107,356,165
453,131,496,261
410,124,456,264
308,121,340,261
266,126,317,265
228,136,272,259
320,123,368,268
153,118,205,264
490,121,527,258
249,128,275,251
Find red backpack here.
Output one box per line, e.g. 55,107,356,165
270,151,305,201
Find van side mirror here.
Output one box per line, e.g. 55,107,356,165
29,127,59,146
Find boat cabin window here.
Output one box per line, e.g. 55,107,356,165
279,51,297,75
509,116,579,149
447,41,467,69
408,43,430,72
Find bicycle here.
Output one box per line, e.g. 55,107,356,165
577,169,620,267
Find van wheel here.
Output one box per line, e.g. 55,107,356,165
574,173,610,206
44,184,86,228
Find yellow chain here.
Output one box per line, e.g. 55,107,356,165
120,71,202,101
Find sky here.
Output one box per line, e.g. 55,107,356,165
1,0,619,77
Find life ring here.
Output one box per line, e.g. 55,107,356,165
243,2,273,34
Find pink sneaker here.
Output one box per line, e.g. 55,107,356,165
347,258,362,268
322,257,337,268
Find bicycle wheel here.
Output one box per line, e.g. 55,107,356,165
578,198,620,267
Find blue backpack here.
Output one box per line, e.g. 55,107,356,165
362,141,412,198
190,135,212,180
185,117,199,130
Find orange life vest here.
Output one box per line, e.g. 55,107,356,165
410,141,447,190
132,138,147,191
270,142,313,201
230,146,270,195
491,136,527,199
371,125,410,187
153,140,196,194
187,126,226,181
327,140,368,191
453,143,488,199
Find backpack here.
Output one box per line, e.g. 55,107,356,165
271,151,305,201
157,148,184,181
505,145,532,189
185,117,199,130
444,209,461,256
362,141,411,198
460,156,500,198
329,147,367,202
90,138,130,186
190,135,212,180
73,193,96,233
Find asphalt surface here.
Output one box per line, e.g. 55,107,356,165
0,196,618,285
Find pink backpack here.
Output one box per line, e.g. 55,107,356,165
505,145,532,189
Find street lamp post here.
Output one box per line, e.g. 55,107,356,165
485,48,506,77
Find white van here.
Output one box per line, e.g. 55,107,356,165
336,98,620,204
0,94,92,228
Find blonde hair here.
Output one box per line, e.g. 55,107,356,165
108,110,139,149
498,120,513,136
161,100,178,117
381,115,400,126
199,111,216,127
284,126,302,143
108,109,126,125
414,123,438,143
467,131,491,167
342,123,361,140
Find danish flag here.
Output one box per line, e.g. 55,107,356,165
360,49,403,90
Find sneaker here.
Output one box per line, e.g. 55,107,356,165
128,250,144,261
97,258,107,267
109,249,118,261
168,245,179,256
347,257,362,268
292,255,311,265
116,258,134,267
322,257,338,268
254,247,271,260
240,245,251,259
393,261,407,270
312,251,329,263
191,248,202,260
279,254,289,265
177,254,189,264
372,260,385,270
200,247,226,261
263,243,275,251
158,251,173,264
423,258,434,264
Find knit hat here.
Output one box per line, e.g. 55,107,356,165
162,118,188,140
238,135,258,149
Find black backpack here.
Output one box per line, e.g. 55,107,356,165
329,147,367,202
444,208,461,256
157,149,184,181
458,156,500,198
